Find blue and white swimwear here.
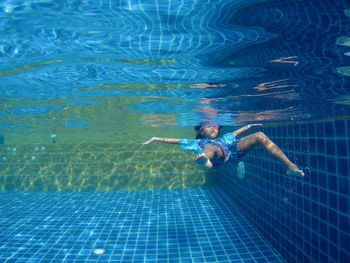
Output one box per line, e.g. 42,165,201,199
179,133,245,166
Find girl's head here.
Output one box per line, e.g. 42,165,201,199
194,125,221,139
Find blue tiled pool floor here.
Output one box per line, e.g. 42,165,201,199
0,188,285,263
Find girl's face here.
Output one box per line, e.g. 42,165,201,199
201,125,219,139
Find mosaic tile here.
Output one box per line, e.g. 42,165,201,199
0,188,285,263
218,120,350,263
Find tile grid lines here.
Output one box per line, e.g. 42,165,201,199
207,190,248,260
194,203,213,261
164,193,171,261
149,191,158,260
229,195,281,261
222,187,293,263
169,191,181,262
199,192,232,261
180,190,195,259
95,193,112,262
179,189,196,262
161,191,172,261
168,192,177,258
269,137,349,150
178,191,189,262
179,190,203,262
34,220,59,261
119,191,137,261
106,196,122,262
220,164,291,209
147,191,157,262
244,161,350,224
93,194,116,261
217,177,291,261
204,190,235,254
196,189,236,263
131,192,148,262
225,161,350,257
155,191,165,262
283,143,349,160
65,196,98,262
219,157,349,263
72,215,96,262
129,192,143,261
189,189,224,262
277,134,350,140
120,195,132,259
235,153,350,202
4,194,43,262
209,189,285,263
0,189,286,263
205,189,245,262
119,192,137,262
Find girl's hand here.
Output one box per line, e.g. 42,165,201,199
142,137,158,144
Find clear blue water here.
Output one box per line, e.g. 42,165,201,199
0,0,350,263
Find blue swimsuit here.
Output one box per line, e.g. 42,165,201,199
179,133,245,166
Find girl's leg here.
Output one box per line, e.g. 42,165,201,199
195,145,223,169
237,132,304,176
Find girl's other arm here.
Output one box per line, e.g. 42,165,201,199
142,137,180,145
233,124,262,137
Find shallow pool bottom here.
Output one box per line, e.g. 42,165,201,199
0,188,285,262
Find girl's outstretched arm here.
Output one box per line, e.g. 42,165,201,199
142,137,180,145
233,123,262,137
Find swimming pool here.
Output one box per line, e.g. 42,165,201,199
0,0,349,262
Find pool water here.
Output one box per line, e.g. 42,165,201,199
0,189,285,262
0,0,349,262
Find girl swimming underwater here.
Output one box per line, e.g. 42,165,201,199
142,124,304,176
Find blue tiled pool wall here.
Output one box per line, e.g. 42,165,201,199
217,119,350,263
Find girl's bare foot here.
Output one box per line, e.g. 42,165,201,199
195,152,213,168
287,165,305,176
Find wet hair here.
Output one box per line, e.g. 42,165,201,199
194,125,222,139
